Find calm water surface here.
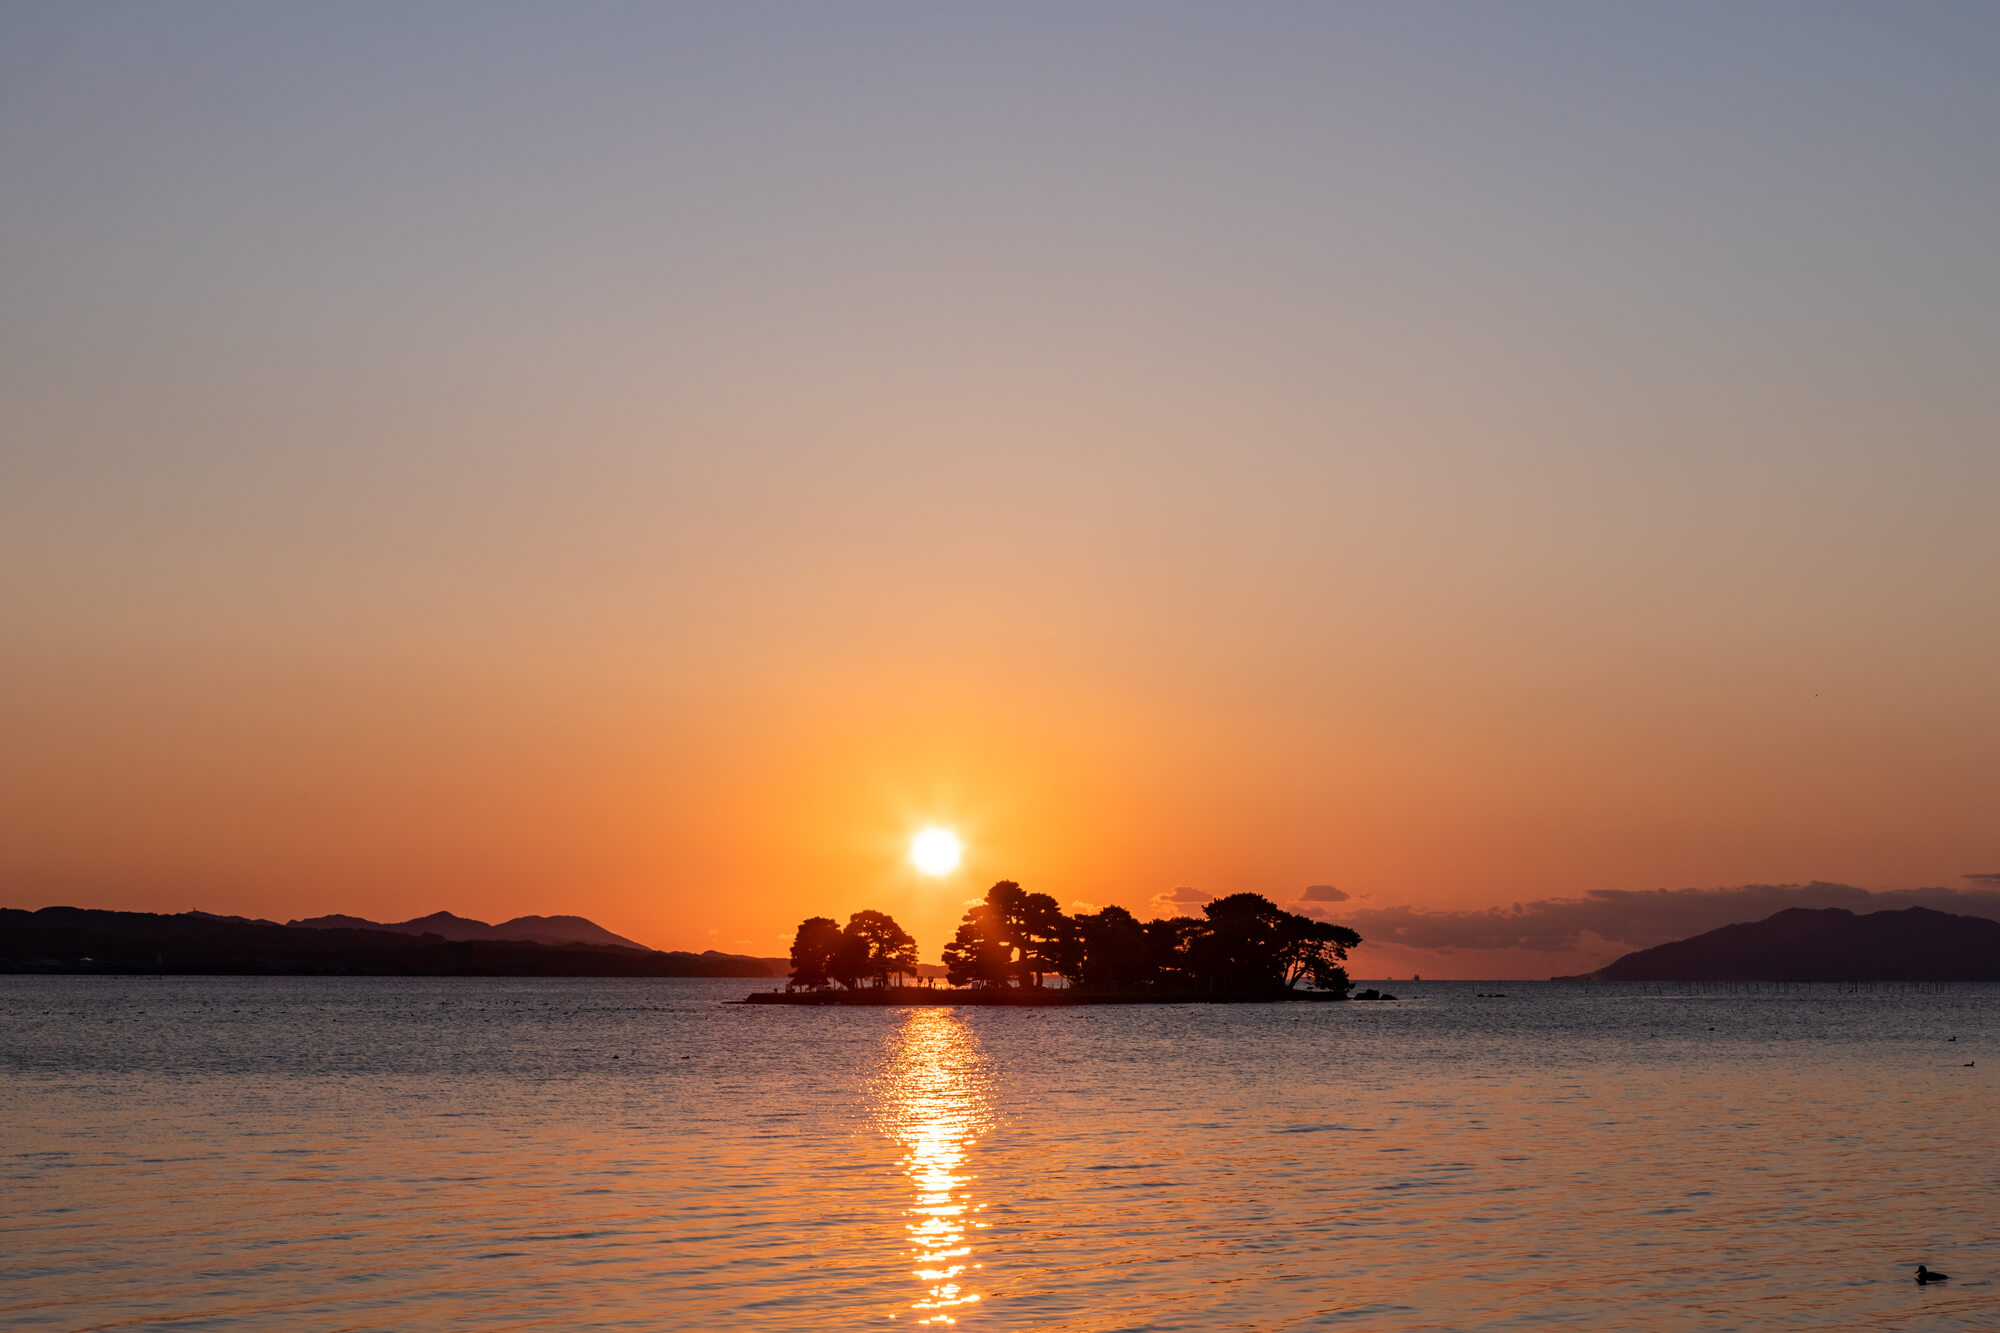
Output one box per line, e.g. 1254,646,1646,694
3,978,1995,1330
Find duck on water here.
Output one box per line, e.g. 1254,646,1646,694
1916,1265,1949,1284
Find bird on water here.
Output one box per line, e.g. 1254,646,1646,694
1916,1265,1949,1283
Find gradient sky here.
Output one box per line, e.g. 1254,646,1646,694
4,3,1997,976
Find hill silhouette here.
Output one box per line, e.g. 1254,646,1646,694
1557,906,2000,981
0,907,785,977
288,910,647,950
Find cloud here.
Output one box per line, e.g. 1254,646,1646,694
1147,885,1209,915
1965,872,2000,886
1069,901,1101,914
1298,885,1350,903
1343,882,2000,954
1291,904,1351,922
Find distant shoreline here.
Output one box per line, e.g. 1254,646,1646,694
0,907,789,979
1554,906,2000,982
741,985,1395,1006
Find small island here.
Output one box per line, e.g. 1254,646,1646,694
746,881,1384,1005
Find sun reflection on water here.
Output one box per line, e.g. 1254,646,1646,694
878,1008,993,1325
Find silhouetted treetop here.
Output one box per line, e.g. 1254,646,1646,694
942,883,1022,989
940,883,1359,997
788,910,918,990
788,916,845,990
842,909,918,987
1195,893,1361,995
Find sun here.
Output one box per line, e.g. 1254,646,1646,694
910,827,963,877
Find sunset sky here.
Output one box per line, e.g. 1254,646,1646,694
4,4,1997,977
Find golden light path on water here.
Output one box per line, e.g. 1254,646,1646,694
877,1009,994,1326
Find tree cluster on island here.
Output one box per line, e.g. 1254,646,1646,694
789,882,1362,998
785,910,920,989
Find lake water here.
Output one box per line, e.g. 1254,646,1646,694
3,977,1995,1330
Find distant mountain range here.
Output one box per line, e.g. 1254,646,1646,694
0,907,788,978
287,910,647,951
1558,906,2000,982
